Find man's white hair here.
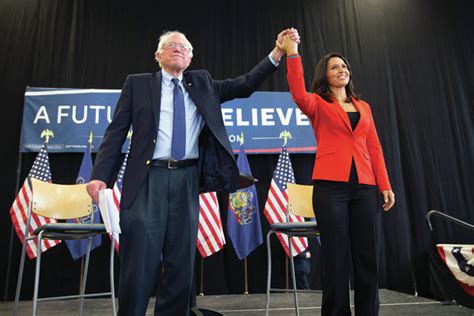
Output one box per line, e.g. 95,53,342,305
155,31,194,67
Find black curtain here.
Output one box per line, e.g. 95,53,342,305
1,0,473,301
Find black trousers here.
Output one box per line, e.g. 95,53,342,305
118,165,200,316
313,163,381,316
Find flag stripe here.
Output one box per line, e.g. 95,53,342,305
201,196,222,244
201,193,225,252
199,207,221,252
9,144,61,259
108,146,129,254
263,146,308,257
197,192,225,258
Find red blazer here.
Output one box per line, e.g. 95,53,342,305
287,56,391,192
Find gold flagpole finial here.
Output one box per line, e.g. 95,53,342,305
239,132,244,146
127,130,133,139
88,131,93,144
40,129,54,144
279,130,292,146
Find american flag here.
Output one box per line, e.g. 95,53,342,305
263,145,308,257
197,192,225,258
110,148,129,253
9,143,61,259
437,244,474,295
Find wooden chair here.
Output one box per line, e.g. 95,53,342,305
265,183,320,316
13,178,117,316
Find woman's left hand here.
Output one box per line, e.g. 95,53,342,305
382,190,395,211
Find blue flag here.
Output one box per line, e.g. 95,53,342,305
227,144,263,260
65,140,102,260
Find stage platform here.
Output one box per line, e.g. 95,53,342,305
1,289,472,315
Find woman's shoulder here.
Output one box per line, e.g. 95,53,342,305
355,98,371,108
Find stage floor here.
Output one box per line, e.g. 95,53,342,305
1,289,473,315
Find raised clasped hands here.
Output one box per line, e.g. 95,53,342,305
276,27,300,56
271,28,300,62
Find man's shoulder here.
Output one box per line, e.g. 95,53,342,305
184,69,211,79
127,72,156,79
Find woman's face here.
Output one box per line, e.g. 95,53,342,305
326,57,350,89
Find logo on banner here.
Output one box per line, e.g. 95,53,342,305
229,191,257,225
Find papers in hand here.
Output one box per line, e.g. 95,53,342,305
98,189,121,235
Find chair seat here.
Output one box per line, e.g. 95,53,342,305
270,221,318,232
33,223,107,240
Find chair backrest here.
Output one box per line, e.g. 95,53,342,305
30,178,93,220
287,183,315,218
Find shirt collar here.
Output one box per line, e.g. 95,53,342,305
161,69,183,88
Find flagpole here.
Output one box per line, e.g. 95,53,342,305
4,151,23,301
199,256,204,296
285,255,289,289
244,257,249,294
78,133,88,292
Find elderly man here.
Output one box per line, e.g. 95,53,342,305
86,29,299,315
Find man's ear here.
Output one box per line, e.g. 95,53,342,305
155,52,161,63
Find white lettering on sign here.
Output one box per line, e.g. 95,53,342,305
72,106,87,124
228,134,244,143
222,108,233,126
89,105,106,124
57,105,70,123
221,107,309,127
296,108,310,125
33,106,50,124
34,105,114,125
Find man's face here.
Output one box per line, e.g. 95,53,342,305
155,33,192,74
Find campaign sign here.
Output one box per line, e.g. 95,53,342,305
21,87,316,154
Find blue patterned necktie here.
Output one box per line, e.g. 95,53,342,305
171,78,186,160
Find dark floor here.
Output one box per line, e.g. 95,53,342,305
1,289,473,315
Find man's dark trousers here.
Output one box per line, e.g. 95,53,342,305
118,164,200,315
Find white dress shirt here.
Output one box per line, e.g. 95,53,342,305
152,69,204,160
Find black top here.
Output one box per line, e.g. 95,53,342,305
346,111,360,131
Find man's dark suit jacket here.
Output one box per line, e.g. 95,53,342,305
91,57,277,209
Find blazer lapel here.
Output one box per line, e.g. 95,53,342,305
148,71,162,133
331,100,353,133
183,74,206,117
182,73,234,157
352,98,365,135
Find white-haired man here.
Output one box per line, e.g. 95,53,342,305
86,29,299,315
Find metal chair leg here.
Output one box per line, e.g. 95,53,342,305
265,230,274,316
13,236,29,316
14,202,35,316
79,237,93,316
33,233,45,316
288,236,300,316
110,236,117,316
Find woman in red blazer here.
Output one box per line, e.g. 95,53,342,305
277,31,395,316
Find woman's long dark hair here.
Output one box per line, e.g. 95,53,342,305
311,52,359,103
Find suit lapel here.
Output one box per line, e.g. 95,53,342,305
148,71,162,133
331,99,353,133
182,73,234,157
183,73,205,117
352,98,365,135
